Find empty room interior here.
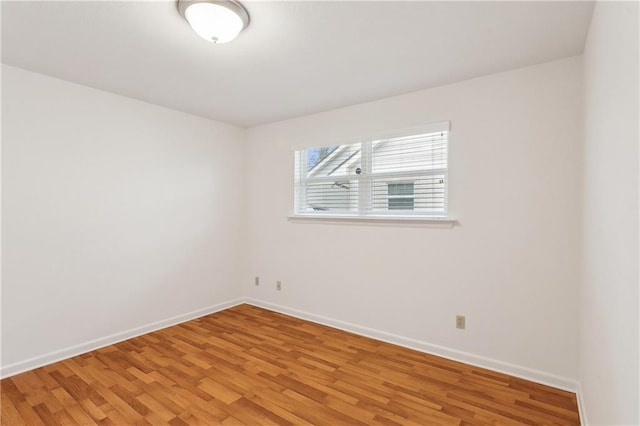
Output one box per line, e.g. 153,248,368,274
1,0,638,425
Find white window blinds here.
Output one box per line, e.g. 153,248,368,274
294,123,449,217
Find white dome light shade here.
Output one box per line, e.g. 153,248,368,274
178,0,249,44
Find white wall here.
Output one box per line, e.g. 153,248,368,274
580,2,639,424
1,65,246,374
245,57,583,385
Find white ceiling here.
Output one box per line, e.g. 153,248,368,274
2,1,594,128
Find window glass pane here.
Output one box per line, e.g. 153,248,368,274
372,176,445,213
306,146,338,170
306,144,361,178
299,180,359,213
372,132,447,174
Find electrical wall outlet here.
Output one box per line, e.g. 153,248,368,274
254,276,260,286
276,280,282,291
456,315,466,330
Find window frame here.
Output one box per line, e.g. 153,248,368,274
293,122,451,222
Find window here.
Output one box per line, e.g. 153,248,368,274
388,183,414,210
294,123,449,218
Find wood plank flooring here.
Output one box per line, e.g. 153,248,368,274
1,304,580,425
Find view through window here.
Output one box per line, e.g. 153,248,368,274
294,124,449,218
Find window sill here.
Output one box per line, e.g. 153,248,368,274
287,214,458,228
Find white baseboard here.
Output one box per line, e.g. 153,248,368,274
0,298,244,379
244,297,579,393
576,382,588,425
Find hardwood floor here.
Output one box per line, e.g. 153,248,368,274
1,304,580,425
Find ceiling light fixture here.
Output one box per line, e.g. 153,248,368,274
178,0,249,44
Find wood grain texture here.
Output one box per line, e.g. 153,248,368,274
1,304,580,425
